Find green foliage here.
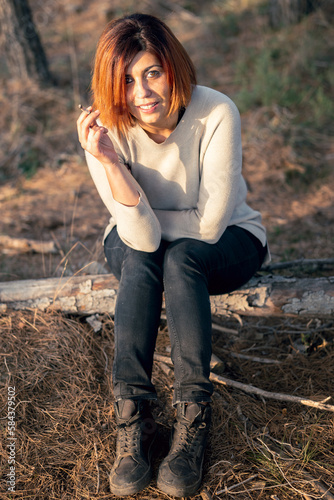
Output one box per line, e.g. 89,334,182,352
18,147,41,178
246,450,285,484
234,46,303,110
310,86,334,127
217,12,240,37
232,19,334,131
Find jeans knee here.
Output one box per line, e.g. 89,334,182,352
120,249,164,289
163,239,206,282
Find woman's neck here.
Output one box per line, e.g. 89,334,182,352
139,108,184,144
144,130,171,144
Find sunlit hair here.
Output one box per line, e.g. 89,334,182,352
91,13,197,136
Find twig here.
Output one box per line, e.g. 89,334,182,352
303,473,334,500
201,487,213,500
154,352,224,371
154,353,173,365
93,442,100,494
154,353,334,411
237,409,334,500
216,474,258,494
102,348,108,374
229,351,281,365
158,361,173,377
212,323,239,335
258,439,329,499
262,258,334,272
210,372,334,412
160,313,239,335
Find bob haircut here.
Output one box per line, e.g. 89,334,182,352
91,13,197,136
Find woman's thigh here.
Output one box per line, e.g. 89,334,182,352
104,225,265,295
104,226,168,281
164,226,265,296
205,226,265,295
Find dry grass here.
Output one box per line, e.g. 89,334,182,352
1,0,334,498
0,79,77,182
1,311,333,499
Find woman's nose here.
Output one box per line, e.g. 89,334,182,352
134,79,152,99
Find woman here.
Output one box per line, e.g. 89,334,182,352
77,13,269,498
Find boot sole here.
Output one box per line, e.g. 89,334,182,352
157,475,202,498
109,467,152,497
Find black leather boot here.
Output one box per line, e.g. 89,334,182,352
109,399,157,496
157,402,211,497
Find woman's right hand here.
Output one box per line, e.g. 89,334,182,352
77,107,120,166
78,106,140,207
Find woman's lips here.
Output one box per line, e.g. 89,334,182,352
137,102,159,112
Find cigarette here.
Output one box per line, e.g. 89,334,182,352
78,104,92,114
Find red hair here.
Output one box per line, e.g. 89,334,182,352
91,13,197,136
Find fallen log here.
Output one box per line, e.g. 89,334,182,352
0,273,333,317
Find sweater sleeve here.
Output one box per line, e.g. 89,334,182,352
85,151,161,252
154,100,242,243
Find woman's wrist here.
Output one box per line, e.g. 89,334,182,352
100,158,122,171
103,159,140,206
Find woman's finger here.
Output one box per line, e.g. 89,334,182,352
77,109,100,130
86,125,109,151
77,109,101,147
76,105,93,128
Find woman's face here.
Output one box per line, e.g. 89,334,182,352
125,51,178,138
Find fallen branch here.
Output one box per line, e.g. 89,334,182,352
228,351,281,365
154,352,225,372
0,235,57,255
210,372,334,412
153,353,334,412
1,273,333,317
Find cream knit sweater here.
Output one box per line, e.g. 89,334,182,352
85,85,267,254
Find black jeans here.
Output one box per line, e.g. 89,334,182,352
104,225,266,405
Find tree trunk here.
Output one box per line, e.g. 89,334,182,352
269,0,320,28
0,274,333,317
0,0,52,84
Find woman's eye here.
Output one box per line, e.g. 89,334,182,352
147,70,160,78
125,76,133,84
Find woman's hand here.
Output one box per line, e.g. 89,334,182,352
77,106,140,207
77,107,119,166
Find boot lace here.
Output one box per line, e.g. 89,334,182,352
117,419,142,458
172,418,207,458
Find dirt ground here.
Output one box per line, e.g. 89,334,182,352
1,0,334,499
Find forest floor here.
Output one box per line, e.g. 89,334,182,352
0,0,333,499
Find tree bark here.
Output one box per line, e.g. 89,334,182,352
0,0,52,84
0,274,333,317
